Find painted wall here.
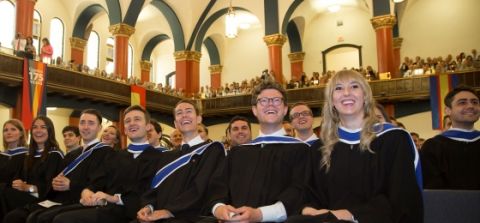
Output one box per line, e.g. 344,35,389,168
400,0,480,59
302,7,377,75
152,39,175,85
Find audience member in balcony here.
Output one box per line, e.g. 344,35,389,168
101,125,122,151
40,38,53,64
169,129,183,150
299,72,309,88
421,86,480,190
459,55,475,71
12,33,26,57
24,36,36,60
310,72,321,86
287,70,423,223
0,119,28,185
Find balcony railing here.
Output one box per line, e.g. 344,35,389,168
1,52,479,117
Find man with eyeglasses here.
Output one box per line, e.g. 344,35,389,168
208,80,310,222
289,102,320,146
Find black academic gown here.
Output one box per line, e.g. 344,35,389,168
0,148,63,222
289,127,423,223
52,145,167,223
3,142,112,223
206,138,311,221
421,130,480,189
137,141,226,222
0,148,27,185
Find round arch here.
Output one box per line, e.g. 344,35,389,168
141,34,170,61
150,0,185,51
72,4,108,39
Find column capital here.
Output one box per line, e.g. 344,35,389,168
393,37,403,49
288,52,305,62
109,23,135,37
208,64,223,73
370,15,396,30
69,37,87,50
140,60,152,71
263,33,287,46
174,51,202,62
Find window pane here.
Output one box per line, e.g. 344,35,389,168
49,18,64,60
86,31,99,70
0,1,15,50
33,10,41,55
128,44,133,78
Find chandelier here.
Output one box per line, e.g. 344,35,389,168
225,0,238,38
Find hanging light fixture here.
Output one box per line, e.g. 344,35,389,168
393,0,405,3
225,0,238,38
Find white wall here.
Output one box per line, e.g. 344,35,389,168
400,0,480,58
302,7,377,75
152,39,175,85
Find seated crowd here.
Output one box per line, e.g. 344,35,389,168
1,70,478,223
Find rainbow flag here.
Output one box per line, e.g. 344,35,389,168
131,85,146,108
21,59,47,130
429,73,459,130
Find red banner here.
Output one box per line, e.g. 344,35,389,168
21,59,47,130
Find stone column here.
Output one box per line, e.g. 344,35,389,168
140,60,152,82
174,50,201,96
109,23,135,80
69,37,87,65
393,37,403,78
371,15,396,78
288,52,305,81
15,0,36,37
263,34,287,83
209,64,223,90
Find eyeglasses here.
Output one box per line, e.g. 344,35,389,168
256,97,284,106
290,111,313,120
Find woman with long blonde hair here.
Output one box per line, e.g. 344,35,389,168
0,119,28,184
288,70,423,223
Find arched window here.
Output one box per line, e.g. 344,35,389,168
33,10,42,55
0,1,15,50
49,18,64,60
86,31,99,70
128,44,133,78
105,37,115,74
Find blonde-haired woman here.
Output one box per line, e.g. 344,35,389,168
287,70,423,223
0,119,28,184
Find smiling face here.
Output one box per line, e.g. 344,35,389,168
229,120,252,146
79,113,102,144
124,110,149,143
32,119,48,146
332,78,366,121
174,102,201,135
101,126,119,147
445,91,480,129
290,104,314,132
252,89,288,127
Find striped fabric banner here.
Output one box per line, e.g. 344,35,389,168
429,73,459,129
131,85,146,107
21,59,47,130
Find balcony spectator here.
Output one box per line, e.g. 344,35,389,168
24,36,36,60
40,38,53,64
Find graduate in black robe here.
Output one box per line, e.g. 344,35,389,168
287,70,423,223
52,105,168,223
208,81,311,223
134,99,227,223
421,86,480,189
0,119,29,186
0,116,64,222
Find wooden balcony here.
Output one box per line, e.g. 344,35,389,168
1,52,479,119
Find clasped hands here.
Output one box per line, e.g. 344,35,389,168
214,205,262,223
79,188,119,206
